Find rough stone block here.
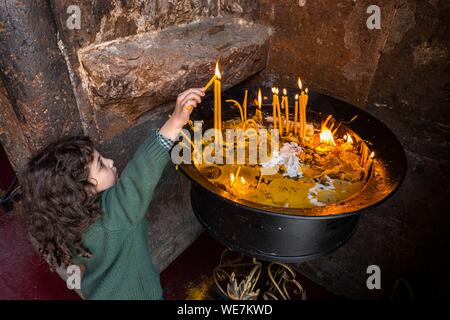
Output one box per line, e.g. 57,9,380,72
78,17,271,121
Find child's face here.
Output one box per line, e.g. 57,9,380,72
88,149,118,193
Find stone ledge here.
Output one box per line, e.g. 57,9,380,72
78,17,271,121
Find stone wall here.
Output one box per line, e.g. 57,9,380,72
236,0,449,299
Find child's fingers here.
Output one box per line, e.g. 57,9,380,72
177,89,192,102
179,93,202,109
178,88,204,103
183,100,201,113
185,88,204,97
183,99,199,111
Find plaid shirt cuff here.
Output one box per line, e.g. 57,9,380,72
156,130,175,152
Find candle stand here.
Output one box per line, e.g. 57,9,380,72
180,87,407,300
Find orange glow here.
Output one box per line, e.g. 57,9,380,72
230,173,235,187
215,61,221,79
320,125,336,146
347,134,353,144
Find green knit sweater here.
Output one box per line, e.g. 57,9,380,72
77,133,170,300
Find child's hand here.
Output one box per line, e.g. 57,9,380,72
159,88,205,140
173,88,204,127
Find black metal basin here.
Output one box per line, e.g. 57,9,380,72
180,87,407,262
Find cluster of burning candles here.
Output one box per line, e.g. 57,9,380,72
201,62,312,144
199,62,353,164
196,61,376,202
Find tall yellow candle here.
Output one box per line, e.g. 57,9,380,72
203,75,216,92
243,89,248,121
214,63,222,142
302,88,309,140
299,91,305,143
271,88,277,129
275,88,283,135
203,61,219,92
214,78,218,132
299,88,309,143
256,88,263,122
282,89,290,133
294,94,299,135
217,77,222,132
297,77,307,143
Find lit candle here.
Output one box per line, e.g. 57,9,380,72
275,88,283,135
214,63,222,142
203,61,220,92
217,64,222,132
271,88,277,130
214,77,217,133
302,88,309,142
230,173,235,187
235,166,241,182
294,94,299,135
203,74,216,93
239,177,247,197
363,151,375,181
298,77,308,143
197,62,219,112
256,88,263,122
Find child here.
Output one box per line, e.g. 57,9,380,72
21,88,205,300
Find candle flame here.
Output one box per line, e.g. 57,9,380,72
283,88,287,96
271,87,276,94
258,89,262,108
215,61,221,79
320,125,336,146
370,151,375,158
295,94,299,100
305,88,309,94
240,177,246,185
298,77,302,90
347,134,353,144
274,87,279,95
230,173,235,187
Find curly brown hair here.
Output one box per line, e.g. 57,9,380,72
21,136,102,270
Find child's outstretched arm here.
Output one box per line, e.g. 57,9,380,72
101,88,204,230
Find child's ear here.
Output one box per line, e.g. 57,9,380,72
88,177,98,188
